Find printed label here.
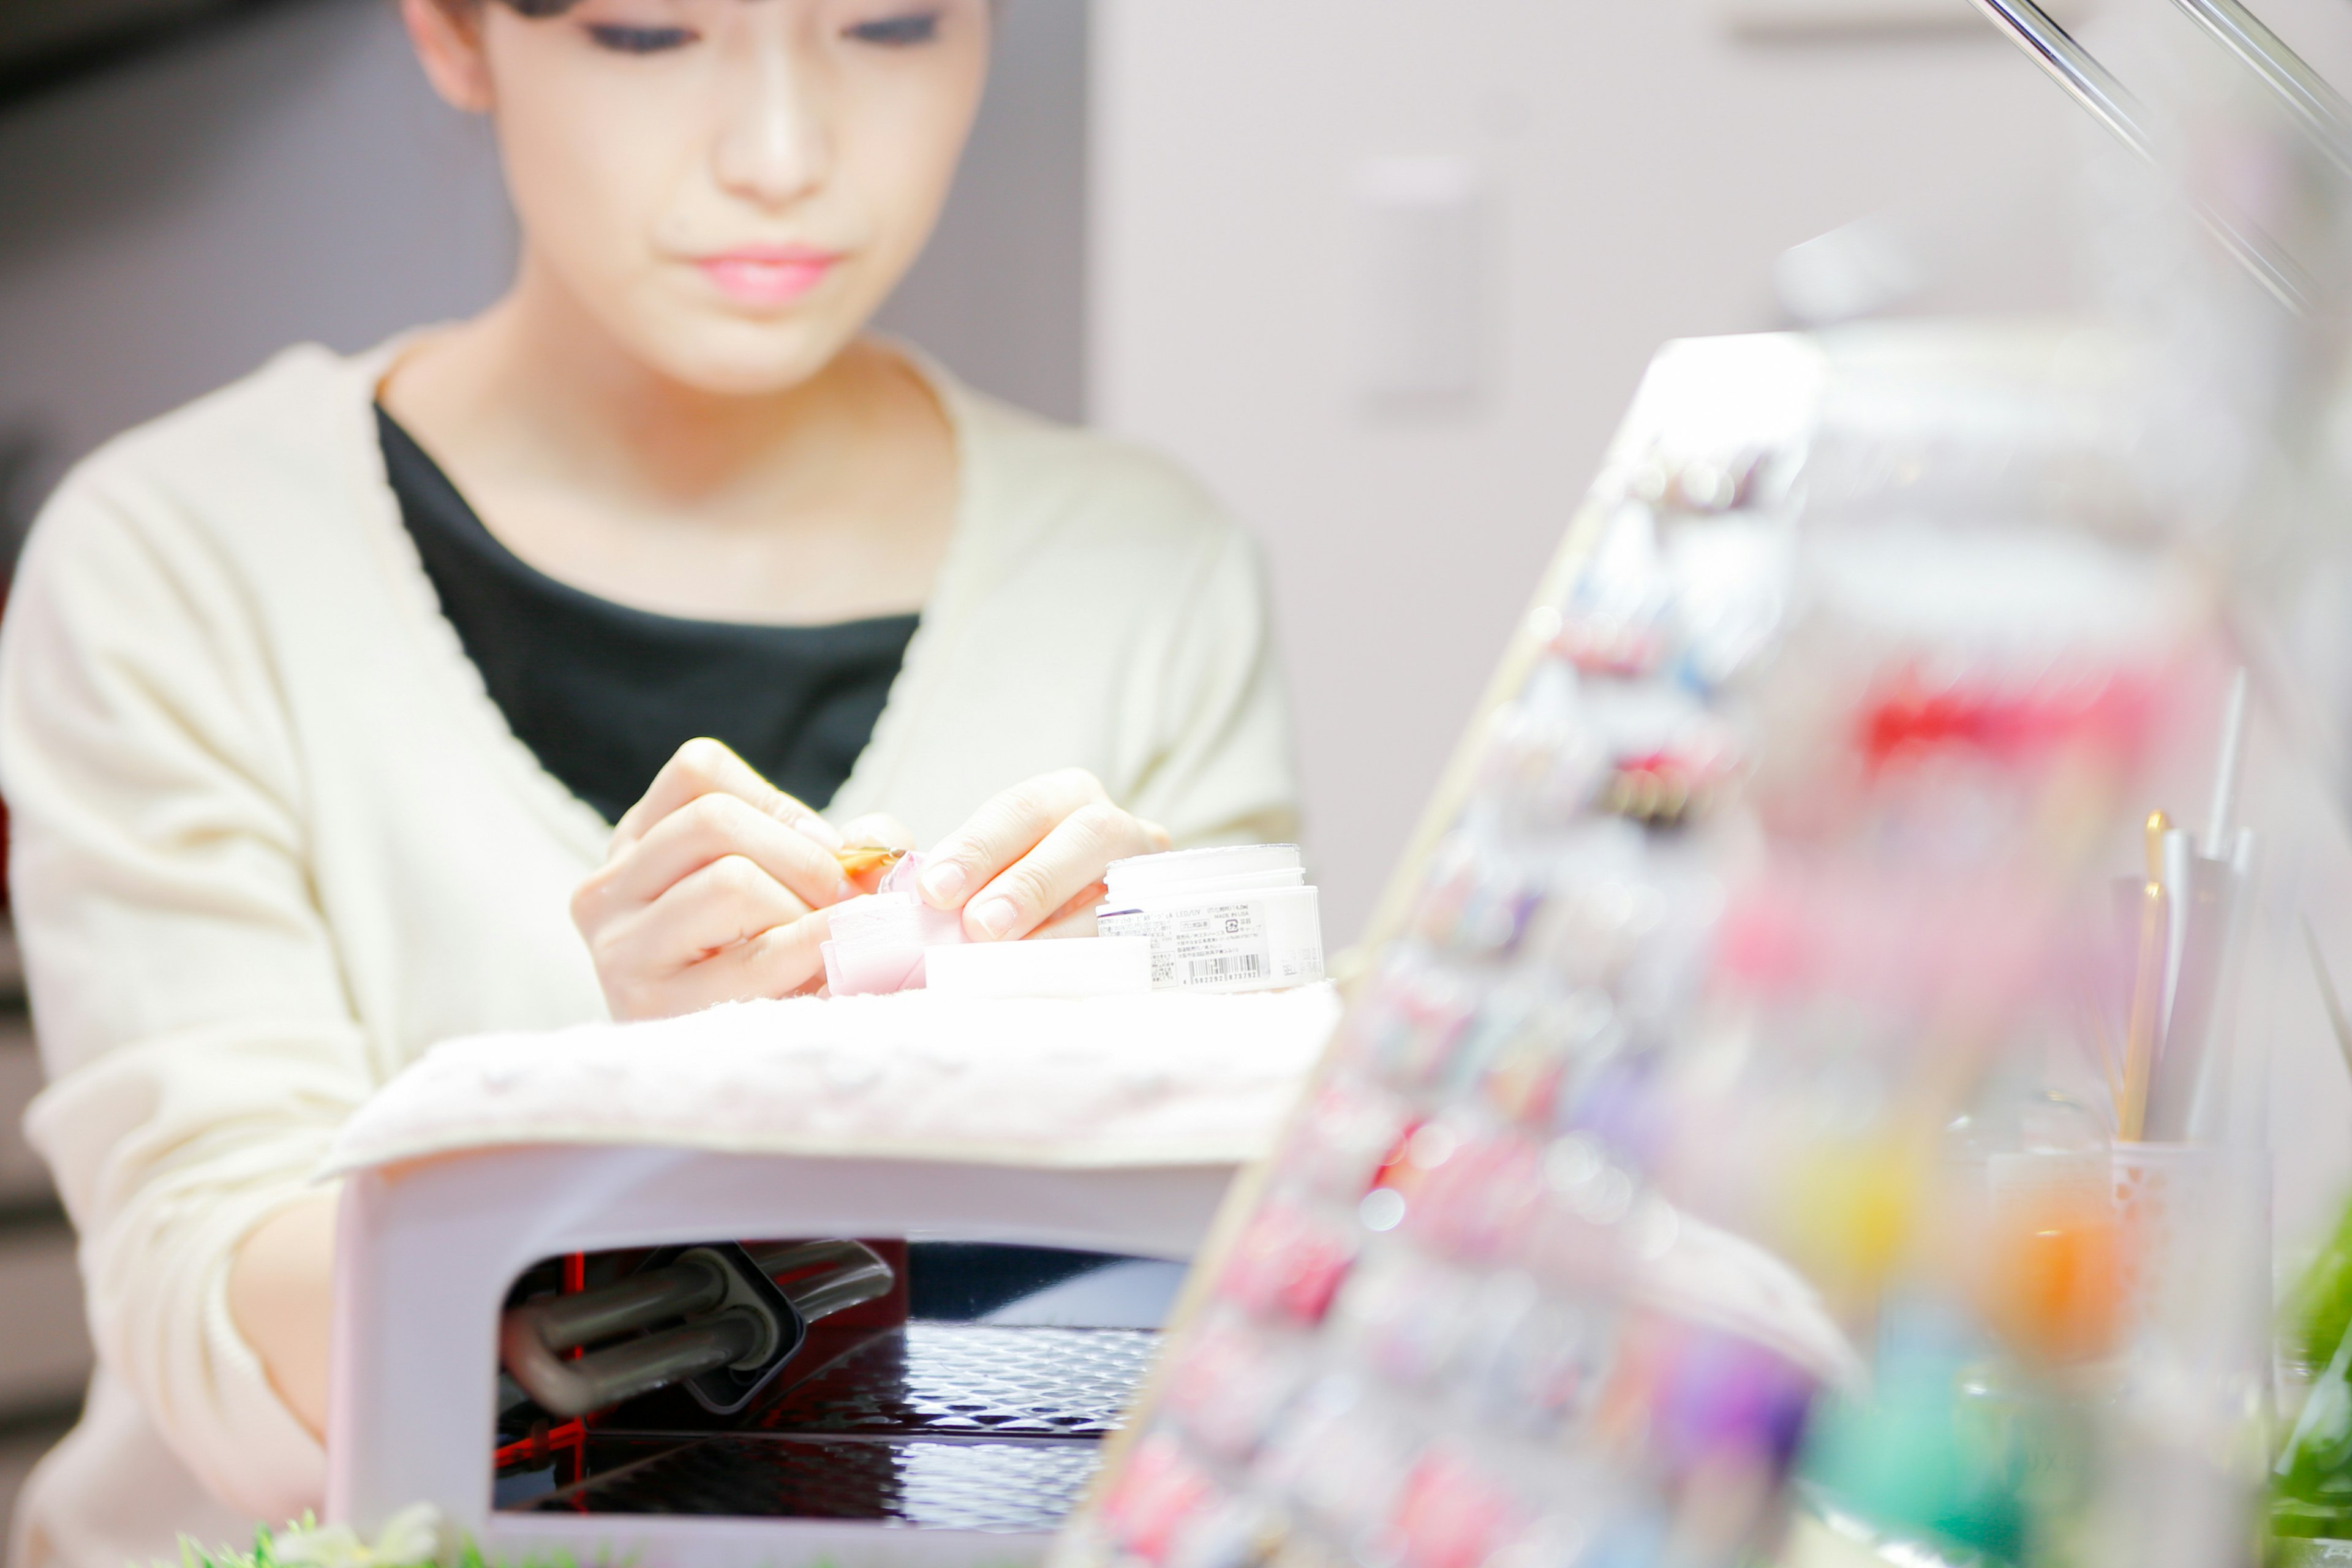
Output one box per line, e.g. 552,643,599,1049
1099,901,1271,990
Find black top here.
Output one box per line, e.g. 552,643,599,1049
377,407,919,824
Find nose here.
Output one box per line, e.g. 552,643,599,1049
712,9,830,209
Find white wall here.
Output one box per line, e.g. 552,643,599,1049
1091,1,2111,945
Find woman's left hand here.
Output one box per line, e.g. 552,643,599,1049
916,769,1169,941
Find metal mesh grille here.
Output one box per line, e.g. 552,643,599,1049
514,1324,1159,1526
534,1436,1106,1531
747,1325,1159,1439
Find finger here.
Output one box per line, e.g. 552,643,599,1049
963,802,1159,941
582,792,854,922
657,910,836,1017
918,769,1107,910
1030,881,1109,941
594,854,814,1008
611,738,842,856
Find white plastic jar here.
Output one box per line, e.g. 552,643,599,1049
1095,845,1325,993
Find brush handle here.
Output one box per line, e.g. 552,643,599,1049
2144,856,2234,1141
2122,882,2169,1142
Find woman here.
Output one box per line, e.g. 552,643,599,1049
0,2,1295,1562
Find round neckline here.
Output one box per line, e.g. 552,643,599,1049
373,403,925,640
371,331,957,634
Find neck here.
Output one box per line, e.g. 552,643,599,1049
416,249,885,507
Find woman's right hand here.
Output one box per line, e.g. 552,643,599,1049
571,739,860,1021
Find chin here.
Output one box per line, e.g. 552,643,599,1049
626,311,861,399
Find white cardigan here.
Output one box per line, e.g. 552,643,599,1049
0,341,1296,1567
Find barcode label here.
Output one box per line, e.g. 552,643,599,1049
1185,952,1265,984
1100,897,1312,990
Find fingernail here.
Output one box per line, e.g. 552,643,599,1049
971,899,1018,940
921,860,968,905
796,814,844,850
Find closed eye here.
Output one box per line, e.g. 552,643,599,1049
844,12,942,46
584,23,698,54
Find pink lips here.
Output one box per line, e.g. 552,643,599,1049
694,246,843,307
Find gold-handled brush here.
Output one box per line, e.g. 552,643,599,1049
834,844,909,878
2120,810,2169,1142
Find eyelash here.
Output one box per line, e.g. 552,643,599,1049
844,12,942,46
581,12,940,55
584,23,697,54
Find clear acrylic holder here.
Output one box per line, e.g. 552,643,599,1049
2095,1142,2274,1568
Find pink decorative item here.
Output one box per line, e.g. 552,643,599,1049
819,853,967,995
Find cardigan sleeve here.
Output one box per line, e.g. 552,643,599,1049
1122,522,1300,851
0,463,369,1523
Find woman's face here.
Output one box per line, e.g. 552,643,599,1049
432,0,990,394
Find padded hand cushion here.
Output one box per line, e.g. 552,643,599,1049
322,984,1341,1179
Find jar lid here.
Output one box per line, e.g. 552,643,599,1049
1104,843,1306,899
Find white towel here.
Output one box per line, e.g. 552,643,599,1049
320,985,1342,1178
